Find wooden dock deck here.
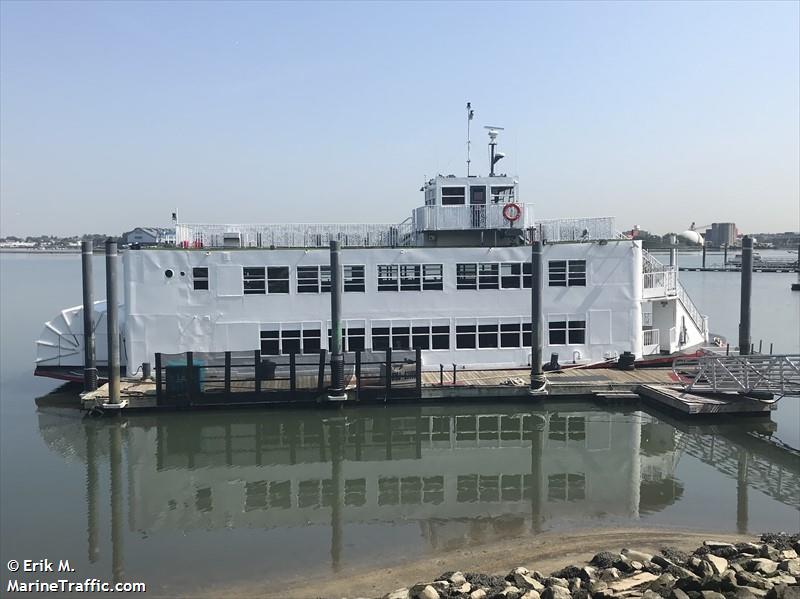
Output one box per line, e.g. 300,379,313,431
81,365,777,417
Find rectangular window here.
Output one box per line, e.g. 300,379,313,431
441,186,466,205
344,265,365,292
500,263,521,289
478,263,499,289
456,263,478,290
412,325,430,350
371,326,390,351
192,267,209,290
267,266,290,294
568,260,587,286
548,318,586,345
523,262,532,288
490,186,515,203
456,323,477,349
244,267,266,295
500,322,521,348
478,323,499,348
377,265,399,291
261,324,321,355
346,327,366,351
391,325,411,350
432,324,450,350
399,265,421,291
297,266,322,293
422,264,443,290
548,261,567,287
549,260,587,286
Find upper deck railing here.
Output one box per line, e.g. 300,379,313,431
413,203,535,232
537,217,620,242
175,221,415,248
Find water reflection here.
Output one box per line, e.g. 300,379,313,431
34,396,800,584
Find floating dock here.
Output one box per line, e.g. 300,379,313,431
81,362,780,418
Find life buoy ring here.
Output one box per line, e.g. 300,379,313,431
502,203,521,222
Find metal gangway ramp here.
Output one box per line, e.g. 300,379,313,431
674,354,800,396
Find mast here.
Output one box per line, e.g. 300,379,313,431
466,102,474,177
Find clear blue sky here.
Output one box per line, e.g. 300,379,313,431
1,1,798,236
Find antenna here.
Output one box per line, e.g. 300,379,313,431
466,102,474,177
484,126,505,176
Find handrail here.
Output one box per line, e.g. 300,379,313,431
674,354,800,394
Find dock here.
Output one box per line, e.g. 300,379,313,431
81,351,793,417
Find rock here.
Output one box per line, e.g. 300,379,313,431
415,585,440,599
771,574,797,586
644,591,663,599
383,588,410,599
741,587,768,598
520,591,540,599
727,588,758,599
544,578,569,589
671,589,691,599
701,577,723,593
454,583,473,595
720,570,738,591
551,566,582,580
778,559,799,576
654,556,678,570
580,567,598,582
600,569,623,582
645,563,665,576
625,550,656,563
744,560,779,576
495,586,522,599
779,550,798,561
631,561,645,571
470,591,488,599
513,572,544,593
706,556,729,576
731,564,745,574
449,572,468,586
652,573,678,588
541,586,572,599
766,586,800,599
705,542,737,551
737,544,762,556
592,553,623,569
760,547,782,562
607,573,660,593
675,576,704,593
590,580,609,593
736,572,773,591
701,592,726,599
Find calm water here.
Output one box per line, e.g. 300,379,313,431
1,252,798,596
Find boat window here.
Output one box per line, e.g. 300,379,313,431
297,265,331,293
260,323,322,355
399,265,421,291
490,186,515,203
548,261,567,287
456,323,477,349
192,267,209,290
391,326,411,350
267,266,290,294
500,263,521,289
441,186,465,205
500,322,521,347
244,267,266,294
377,265,399,291
567,260,586,286
432,324,450,349
346,327,365,351
422,264,443,290
478,323,499,348
548,318,586,345
548,473,585,502
523,262,532,288
478,263,499,289
344,265,365,292
549,260,586,287
456,263,478,289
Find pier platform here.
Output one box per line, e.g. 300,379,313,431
81,365,778,417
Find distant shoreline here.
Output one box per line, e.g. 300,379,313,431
0,248,83,254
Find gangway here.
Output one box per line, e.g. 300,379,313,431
674,354,800,396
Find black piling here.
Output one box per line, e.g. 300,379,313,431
738,235,753,355
530,239,545,390
328,241,345,398
701,242,707,269
81,241,97,392
105,239,121,404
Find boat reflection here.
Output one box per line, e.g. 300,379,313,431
34,395,799,579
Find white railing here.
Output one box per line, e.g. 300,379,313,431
537,217,620,242
175,220,414,248
674,354,800,395
642,328,660,354
413,203,534,232
677,281,707,337
642,249,677,298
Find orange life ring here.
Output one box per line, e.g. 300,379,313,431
502,203,521,222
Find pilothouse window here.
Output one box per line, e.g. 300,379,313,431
441,186,466,205
192,267,209,290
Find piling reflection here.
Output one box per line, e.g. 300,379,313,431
34,398,800,578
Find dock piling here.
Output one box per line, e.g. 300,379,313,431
669,234,678,268
81,241,97,392
739,235,753,355
105,239,121,405
701,242,707,269
530,239,545,390
328,240,345,398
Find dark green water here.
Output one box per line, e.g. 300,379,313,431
1,253,798,596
